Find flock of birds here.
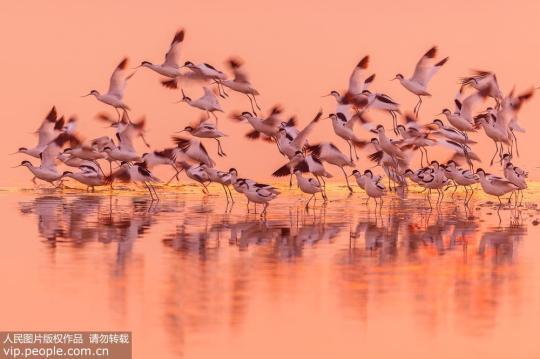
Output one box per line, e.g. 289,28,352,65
12,28,534,216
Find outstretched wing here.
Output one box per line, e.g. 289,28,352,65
107,58,132,100
163,29,184,68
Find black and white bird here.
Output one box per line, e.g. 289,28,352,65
83,58,134,120
393,46,448,118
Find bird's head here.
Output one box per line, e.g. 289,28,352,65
183,126,194,133
441,108,451,115
16,147,28,153
183,61,195,68
102,147,113,153
351,169,360,176
432,119,444,127
370,138,379,145
502,153,512,160
404,169,414,175
475,168,486,176
371,124,384,134
505,162,513,169
392,74,404,81
140,61,152,67
293,150,304,158
14,160,32,168
363,169,373,177
63,148,73,154
82,90,99,97
240,111,253,119
62,171,73,177
228,168,238,175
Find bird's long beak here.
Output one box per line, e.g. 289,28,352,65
131,65,142,70
175,129,186,133
174,99,184,104
11,164,22,168
370,129,378,134
390,77,397,81
434,112,443,116
81,92,92,97
321,93,332,97
8,151,19,155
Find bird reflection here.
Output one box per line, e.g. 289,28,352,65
15,190,536,347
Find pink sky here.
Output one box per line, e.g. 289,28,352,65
1,0,540,186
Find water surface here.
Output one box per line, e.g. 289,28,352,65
1,184,540,358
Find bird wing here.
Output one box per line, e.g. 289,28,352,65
411,47,446,86
227,58,250,83
107,58,132,100
35,107,59,149
291,111,322,148
162,29,184,68
348,56,369,94
201,87,220,107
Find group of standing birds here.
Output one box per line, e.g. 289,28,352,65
13,29,533,216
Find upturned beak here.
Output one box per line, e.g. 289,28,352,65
81,93,92,97
11,164,22,168
175,129,186,133
370,129,378,134
8,151,19,155
321,93,332,97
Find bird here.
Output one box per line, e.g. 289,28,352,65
83,58,134,120
204,166,235,202
181,61,228,97
178,87,224,124
306,143,355,193
393,46,448,118
220,57,261,114
176,162,211,193
294,168,323,209
108,162,161,200
362,172,387,206
426,119,476,144
328,112,367,161
138,29,187,88
14,107,64,158
443,160,478,202
475,168,518,204
276,110,322,159
171,136,215,167
14,133,74,186
177,117,227,156
61,163,107,191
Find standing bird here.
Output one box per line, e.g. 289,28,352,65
476,168,518,204
108,162,161,200
204,166,235,202
61,163,107,191
306,143,355,193
178,87,224,124
83,58,134,120
393,46,448,118
294,169,323,209
220,58,261,114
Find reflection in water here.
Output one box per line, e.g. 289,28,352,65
11,187,540,358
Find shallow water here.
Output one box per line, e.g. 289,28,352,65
1,184,540,358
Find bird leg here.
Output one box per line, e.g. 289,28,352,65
340,167,353,193
222,184,230,202
246,94,257,116
347,141,354,162
115,108,121,122
414,96,423,118
490,141,499,166
210,111,219,126
261,203,268,218
251,94,262,111
306,194,315,209
143,181,155,200
511,129,520,157
390,111,398,135
215,138,226,157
